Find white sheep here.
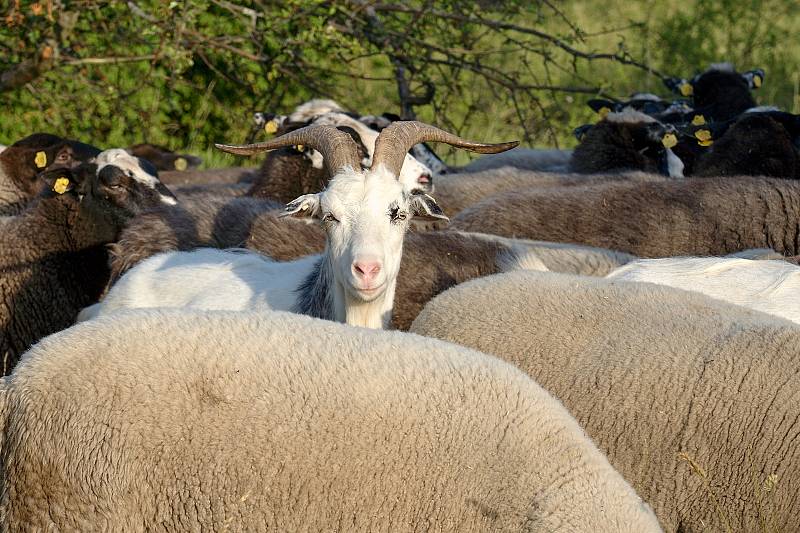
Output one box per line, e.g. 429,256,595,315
605,256,800,324
0,308,662,531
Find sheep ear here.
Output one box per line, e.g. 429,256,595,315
39,168,78,195
573,124,593,141
280,193,321,219
587,99,616,116
410,193,448,222
742,69,765,89
664,77,692,96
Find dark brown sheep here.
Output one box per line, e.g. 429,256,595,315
0,151,176,374
128,143,202,172
0,133,101,215
449,176,800,257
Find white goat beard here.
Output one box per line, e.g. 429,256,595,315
334,280,395,329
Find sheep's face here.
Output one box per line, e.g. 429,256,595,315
282,165,446,302
93,149,177,216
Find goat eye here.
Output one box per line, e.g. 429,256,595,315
389,207,407,223
322,213,338,224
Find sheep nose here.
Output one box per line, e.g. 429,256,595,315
352,260,382,284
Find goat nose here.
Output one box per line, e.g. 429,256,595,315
353,260,382,282
418,173,431,184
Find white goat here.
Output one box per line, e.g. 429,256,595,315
606,256,800,324
82,122,517,328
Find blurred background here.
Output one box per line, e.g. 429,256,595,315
3,0,798,165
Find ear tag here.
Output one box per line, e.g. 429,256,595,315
691,115,706,126
53,177,70,195
264,120,278,134
598,106,610,118
694,129,712,142
661,133,678,149
753,74,763,88
34,151,47,168
698,139,714,147
173,157,188,171
680,82,694,97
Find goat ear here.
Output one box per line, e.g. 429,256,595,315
410,193,448,222
742,69,765,89
280,193,321,219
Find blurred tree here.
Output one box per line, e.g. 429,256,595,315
1,0,797,161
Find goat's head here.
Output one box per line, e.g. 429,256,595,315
216,122,517,317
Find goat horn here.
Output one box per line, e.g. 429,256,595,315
215,125,361,177
371,121,519,178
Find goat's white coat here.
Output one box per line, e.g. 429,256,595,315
0,144,6,154
606,256,800,324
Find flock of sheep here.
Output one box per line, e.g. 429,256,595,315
1,61,799,531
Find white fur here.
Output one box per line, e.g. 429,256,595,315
708,62,735,73
288,99,346,122
87,165,436,329
605,109,657,124
665,148,685,178
745,105,780,114
606,257,800,324
95,149,176,205
0,144,6,155
629,93,662,102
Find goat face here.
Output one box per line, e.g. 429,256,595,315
283,165,446,302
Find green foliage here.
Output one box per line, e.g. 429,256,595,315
1,0,799,165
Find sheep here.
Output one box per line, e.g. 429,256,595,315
0,133,100,215
449,176,800,257
247,112,434,202
569,109,685,177
457,148,573,174
94,193,630,330
0,149,176,374
1,308,663,531
693,110,800,179
410,270,800,532
433,166,667,217
84,122,515,329
605,256,800,324
663,63,764,122
127,142,203,172
159,166,255,187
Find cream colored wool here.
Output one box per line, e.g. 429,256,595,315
0,310,661,532
410,271,800,533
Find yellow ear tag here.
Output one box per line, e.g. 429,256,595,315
53,177,70,195
691,115,706,126
680,82,694,97
265,120,278,134
698,139,714,147
34,151,47,168
598,106,610,118
661,133,678,149
173,157,188,171
295,144,304,152
695,129,712,142
753,75,763,88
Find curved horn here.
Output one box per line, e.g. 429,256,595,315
214,125,361,177
371,121,519,178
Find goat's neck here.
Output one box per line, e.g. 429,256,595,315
296,251,395,329
333,278,395,329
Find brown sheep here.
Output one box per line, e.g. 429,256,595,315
450,176,800,257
